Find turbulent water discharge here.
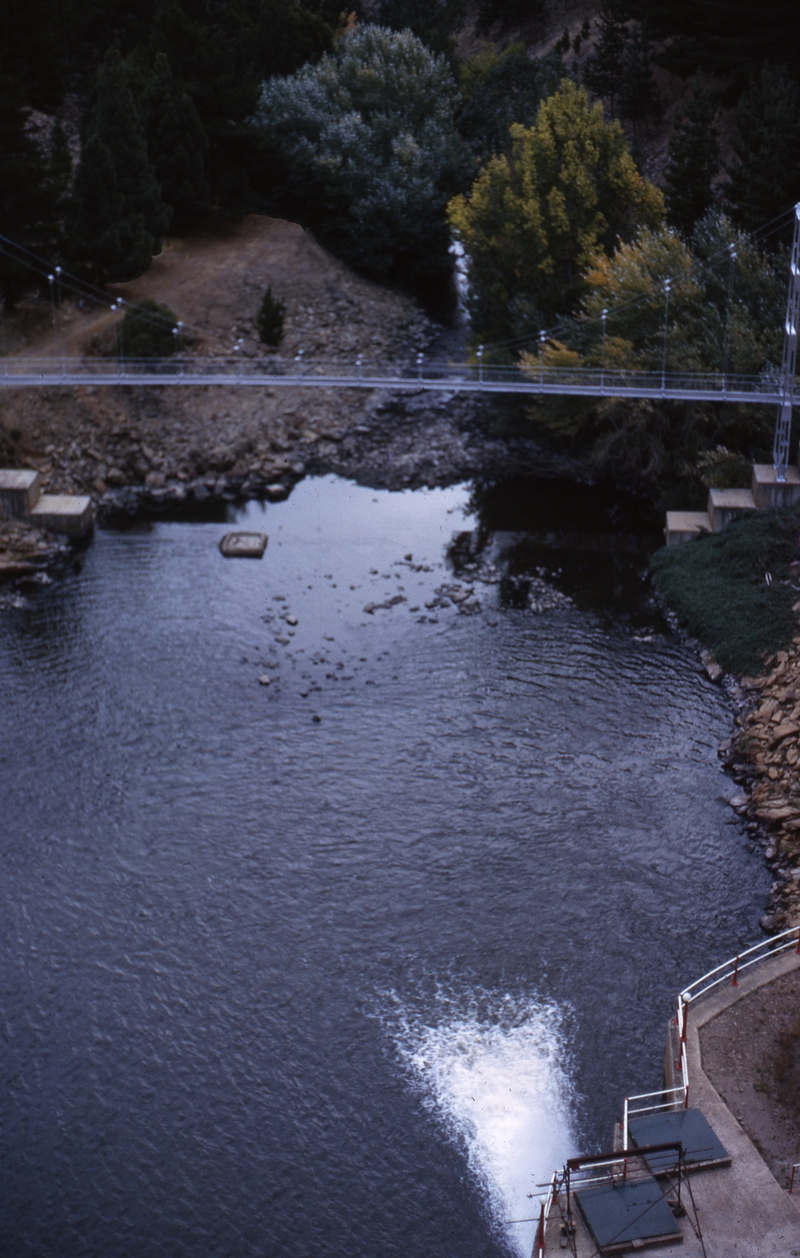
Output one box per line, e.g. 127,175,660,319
0,475,768,1257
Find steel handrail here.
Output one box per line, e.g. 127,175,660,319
679,925,800,1006
621,926,799,1146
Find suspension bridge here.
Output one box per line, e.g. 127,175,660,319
0,354,797,408
1,204,799,492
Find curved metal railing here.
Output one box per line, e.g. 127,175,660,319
623,923,800,1146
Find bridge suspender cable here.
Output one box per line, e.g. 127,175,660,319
774,202,800,480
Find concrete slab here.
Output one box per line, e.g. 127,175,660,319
751,463,800,509
29,494,93,536
219,531,268,558
664,511,710,545
707,487,756,532
0,468,41,518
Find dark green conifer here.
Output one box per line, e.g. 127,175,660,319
725,64,800,235
69,133,126,277
256,286,285,346
664,78,720,236
69,47,169,281
582,0,628,111
618,23,662,131
141,52,209,231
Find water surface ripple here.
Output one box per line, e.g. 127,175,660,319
0,476,767,1257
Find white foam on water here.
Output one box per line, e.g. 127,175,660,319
387,990,579,1257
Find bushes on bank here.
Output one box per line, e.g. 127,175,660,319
117,297,182,358
650,507,800,675
256,286,286,346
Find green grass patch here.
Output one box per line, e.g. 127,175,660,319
650,508,800,675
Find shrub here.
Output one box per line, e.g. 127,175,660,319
256,286,286,346
117,296,182,358
650,506,800,675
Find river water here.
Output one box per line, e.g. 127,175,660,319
0,475,768,1258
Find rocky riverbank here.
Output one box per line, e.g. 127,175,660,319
0,516,77,604
721,645,800,931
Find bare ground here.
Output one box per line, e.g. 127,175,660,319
700,968,800,1189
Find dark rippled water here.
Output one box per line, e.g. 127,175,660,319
0,476,768,1258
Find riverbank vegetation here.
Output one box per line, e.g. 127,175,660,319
650,507,800,675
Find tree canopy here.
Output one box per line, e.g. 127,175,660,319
448,79,664,347
725,64,800,236
456,43,565,162
521,213,784,485
252,25,467,289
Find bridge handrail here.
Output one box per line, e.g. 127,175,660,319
1,355,797,403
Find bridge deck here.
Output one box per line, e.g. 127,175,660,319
0,358,794,405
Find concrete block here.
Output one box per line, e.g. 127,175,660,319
707,487,756,532
29,494,93,536
0,468,41,518
664,510,711,545
219,531,267,557
751,463,800,508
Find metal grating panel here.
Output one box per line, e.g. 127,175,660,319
575,1176,681,1253
629,1108,729,1174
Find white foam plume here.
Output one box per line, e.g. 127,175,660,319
389,991,579,1257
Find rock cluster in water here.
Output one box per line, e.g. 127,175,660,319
721,644,800,931
0,517,74,608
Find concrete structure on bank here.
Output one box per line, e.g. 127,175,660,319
666,464,800,545
542,947,800,1255
0,468,92,537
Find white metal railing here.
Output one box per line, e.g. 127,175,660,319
622,1084,688,1150
622,925,800,1143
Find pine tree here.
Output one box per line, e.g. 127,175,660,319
582,0,628,112
725,64,800,235
618,23,662,132
69,133,126,277
140,52,209,231
0,75,68,308
69,47,169,281
664,78,720,236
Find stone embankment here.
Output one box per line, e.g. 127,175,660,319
722,643,800,930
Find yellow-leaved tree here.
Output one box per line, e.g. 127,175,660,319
447,78,664,351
